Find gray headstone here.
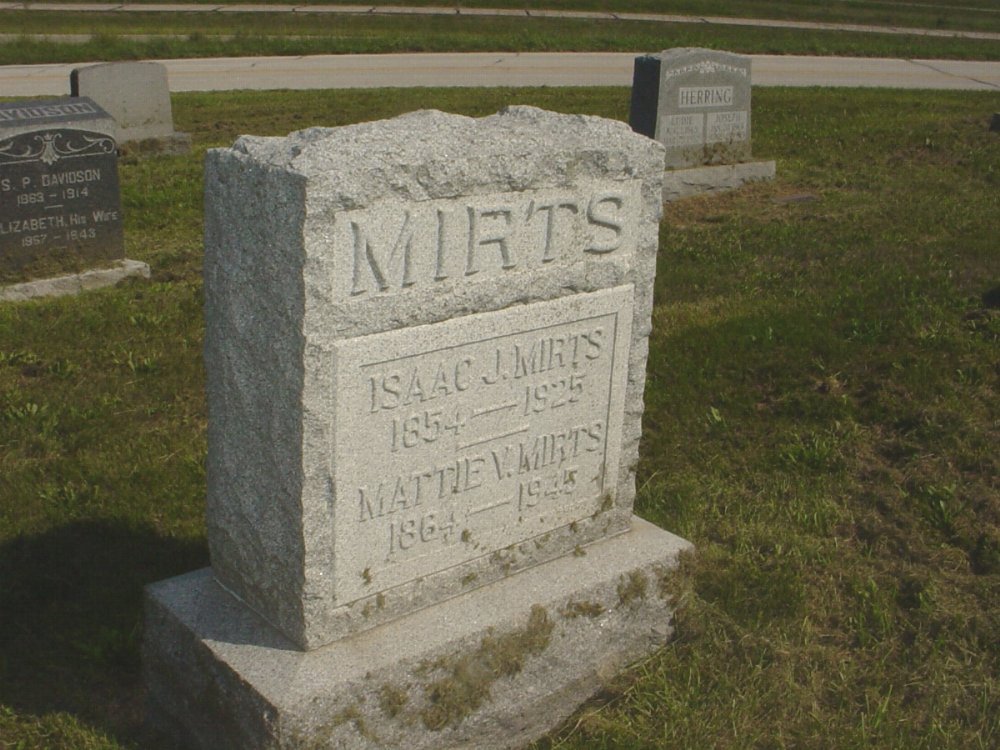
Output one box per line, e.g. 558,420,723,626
145,106,692,749
630,48,753,169
0,97,123,279
70,62,189,152
202,106,666,649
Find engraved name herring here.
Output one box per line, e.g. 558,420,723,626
332,286,634,603
329,181,642,299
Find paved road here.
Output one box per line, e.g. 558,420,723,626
3,53,1000,96
2,2,999,41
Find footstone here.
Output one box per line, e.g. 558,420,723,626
145,106,690,748
71,62,191,153
145,519,691,750
773,193,818,205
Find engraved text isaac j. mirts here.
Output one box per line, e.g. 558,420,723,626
331,286,634,604
325,181,642,298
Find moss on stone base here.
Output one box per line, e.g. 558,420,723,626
420,604,554,731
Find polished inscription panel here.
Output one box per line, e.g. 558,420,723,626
0,128,122,273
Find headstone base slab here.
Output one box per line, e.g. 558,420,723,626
662,160,776,202
144,517,691,750
0,258,150,302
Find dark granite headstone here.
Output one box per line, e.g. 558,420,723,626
0,98,123,281
629,48,753,169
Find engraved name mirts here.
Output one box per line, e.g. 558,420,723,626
329,182,642,298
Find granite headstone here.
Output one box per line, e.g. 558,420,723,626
630,47,753,169
144,106,691,750
71,62,191,153
0,97,124,281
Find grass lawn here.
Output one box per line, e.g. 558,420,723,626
2,8,1000,63
20,0,1000,35
0,85,998,748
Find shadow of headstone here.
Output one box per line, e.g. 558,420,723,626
0,519,206,746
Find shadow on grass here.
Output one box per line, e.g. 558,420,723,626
0,519,207,746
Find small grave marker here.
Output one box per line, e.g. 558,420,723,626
71,62,191,154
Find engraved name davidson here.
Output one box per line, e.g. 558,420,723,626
0,102,98,122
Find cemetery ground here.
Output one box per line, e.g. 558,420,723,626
0,84,998,748
3,8,1000,65
7,0,1000,35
